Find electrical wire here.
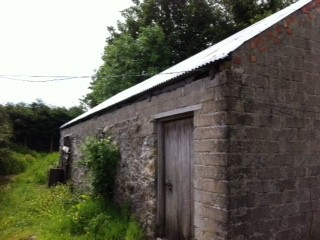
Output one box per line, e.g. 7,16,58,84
0,74,90,78
0,75,92,82
0,67,208,83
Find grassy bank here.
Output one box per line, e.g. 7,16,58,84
0,152,145,240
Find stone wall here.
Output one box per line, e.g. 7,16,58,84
60,67,232,239
226,2,320,239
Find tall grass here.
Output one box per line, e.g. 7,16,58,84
0,146,37,175
0,150,145,240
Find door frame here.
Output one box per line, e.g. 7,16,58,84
156,112,195,238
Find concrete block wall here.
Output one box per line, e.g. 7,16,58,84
225,3,320,239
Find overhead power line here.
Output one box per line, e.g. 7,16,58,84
0,74,91,78
0,67,209,83
0,75,91,82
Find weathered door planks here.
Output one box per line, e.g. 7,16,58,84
161,117,193,240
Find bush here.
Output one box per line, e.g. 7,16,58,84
0,105,15,175
69,195,104,235
0,150,34,175
0,139,38,176
0,149,15,175
81,137,120,199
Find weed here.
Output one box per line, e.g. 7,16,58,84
0,150,145,240
125,220,146,240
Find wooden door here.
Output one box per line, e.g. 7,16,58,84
162,117,193,240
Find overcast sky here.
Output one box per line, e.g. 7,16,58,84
0,0,133,108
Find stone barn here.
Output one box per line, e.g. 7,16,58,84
60,0,320,239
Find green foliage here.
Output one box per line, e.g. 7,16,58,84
0,105,14,175
84,0,296,107
219,0,296,30
0,151,145,240
0,152,34,175
69,195,104,235
125,220,146,240
22,152,58,184
84,25,170,107
0,142,40,176
81,137,120,199
68,195,143,240
0,106,30,175
0,105,12,146
5,100,85,152
0,152,68,239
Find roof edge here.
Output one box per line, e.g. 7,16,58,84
61,0,312,129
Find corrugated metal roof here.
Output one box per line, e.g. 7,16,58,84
61,0,312,129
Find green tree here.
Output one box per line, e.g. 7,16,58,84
5,102,33,148
0,105,12,148
219,0,296,30
0,105,13,175
84,26,170,106
5,101,84,152
84,0,296,107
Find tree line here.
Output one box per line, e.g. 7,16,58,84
83,0,296,107
0,100,84,153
